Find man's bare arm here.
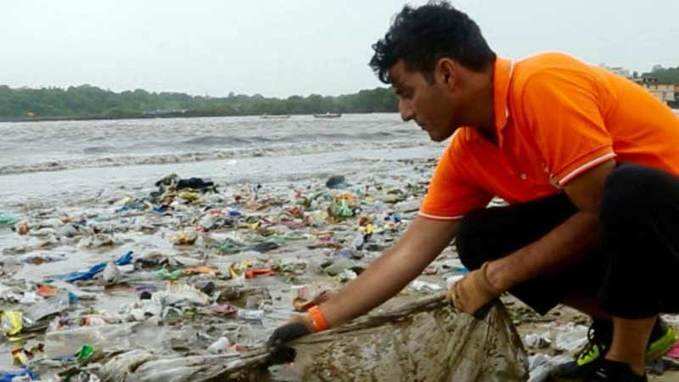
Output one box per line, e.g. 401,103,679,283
486,160,615,291
320,215,459,327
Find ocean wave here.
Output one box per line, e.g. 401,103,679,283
0,140,425,176
83,145,116,154
181,135,256,146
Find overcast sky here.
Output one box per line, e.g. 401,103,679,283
2,1,678,97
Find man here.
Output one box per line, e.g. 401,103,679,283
268,2,679,381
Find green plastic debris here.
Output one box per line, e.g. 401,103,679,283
328,199,355,219
0,212,18,227
155,268,183,281
76,344,95,362
218,238,245,255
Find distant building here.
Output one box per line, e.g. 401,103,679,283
635,77,676,105
600,64,632,79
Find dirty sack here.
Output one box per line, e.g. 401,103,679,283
98,296,527,382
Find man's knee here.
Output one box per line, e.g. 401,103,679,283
601,164,659,223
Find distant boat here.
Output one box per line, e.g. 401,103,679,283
313,112,342,119
260,114,291,119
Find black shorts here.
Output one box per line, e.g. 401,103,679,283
455,164,679,318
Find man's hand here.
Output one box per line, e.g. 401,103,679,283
266,314,314,364
448,262,501,317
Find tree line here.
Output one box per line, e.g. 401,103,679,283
642,65,679,85
0,84,398,121
2,64,676,121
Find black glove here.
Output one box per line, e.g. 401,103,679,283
266,321,312,364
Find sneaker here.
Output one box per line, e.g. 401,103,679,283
553,318,677,379
645,319,678,362
587,359,647,382
553,319,613,379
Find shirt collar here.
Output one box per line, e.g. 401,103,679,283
492,57,514,146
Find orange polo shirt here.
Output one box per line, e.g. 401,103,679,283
419,52,679,220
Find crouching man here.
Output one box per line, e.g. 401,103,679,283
269,3,679,381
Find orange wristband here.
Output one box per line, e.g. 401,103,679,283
307,306,329,332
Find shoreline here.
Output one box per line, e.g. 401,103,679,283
1,109,676,124
0,111,381,124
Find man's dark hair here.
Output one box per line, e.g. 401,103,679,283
369,1,496,84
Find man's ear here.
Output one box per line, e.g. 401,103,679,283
435,58,457,89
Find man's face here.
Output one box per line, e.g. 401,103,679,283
389,60,458,142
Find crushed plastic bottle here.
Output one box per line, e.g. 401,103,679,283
237,309,264,321
23,291,70,326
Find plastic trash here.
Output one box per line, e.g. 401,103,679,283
155,268,183,281
528,354,573,382
78,233,114,248
244,268,275,279
102,262,121,285
446,274,465,289
328,198,355,219
152,283,209,306
410,280,443,292
23,291,70,326
250,241,279,253
237,309,264,321
76,344,95,362
36,284,58,298
207,336,232,354
0,212,19,227
554,324,589,352
523,333,552,349
1,311,23,336
338,269,358,282
18,292,39,305
16,221,30,235
53,251,133,282
57,263,107,283
183,266,218,277
0,368,38,382
45,322,135,358
668,342,679,359
116,250,134,266
11,347,30,366
219,238,245,255
321,258,355,276
351,232,365,250
326,175,348,189
171,230,198,245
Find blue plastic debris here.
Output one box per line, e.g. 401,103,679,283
0,368,38,382
52,251,133,282
152,206,168,214
68,292,79,304
59,263,107,282
385,213,402,223
115,250,134,266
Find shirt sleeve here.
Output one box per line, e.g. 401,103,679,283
419,141,493,220
521,71,616,186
